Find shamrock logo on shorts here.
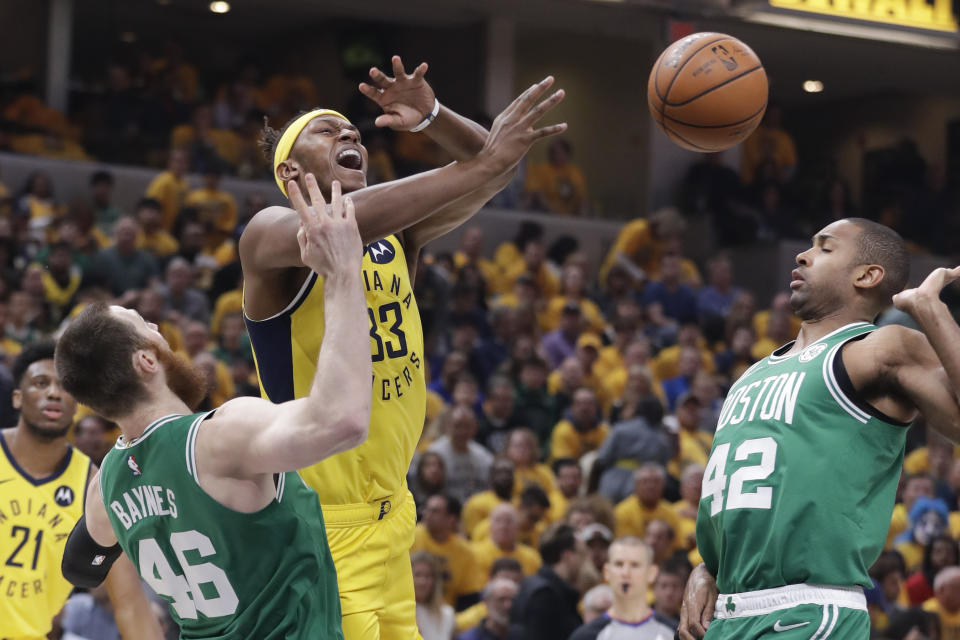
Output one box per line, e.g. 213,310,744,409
726,596,736,613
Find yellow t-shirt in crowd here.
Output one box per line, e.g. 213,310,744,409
924,598,960,640
471,516,548,550
614,496,682,541
500,262,559,299
453,251,502,294
524,162,587,215
145,171,189,231
463,491,509,540
651,344,716,382
550,420,609,461
455,602,487,633
541,296,606,334
513,464,559,499
471,538,542,578
753,310,802,341
741,125,798,184
672,499,699,550
411,525,485,606
136,229,179,258
887,503,908,550
185,187,238,235
896,540,924,573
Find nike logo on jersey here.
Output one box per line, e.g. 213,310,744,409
773,620,810,632
0,477,12,485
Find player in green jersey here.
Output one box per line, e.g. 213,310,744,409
679,218,960,640
56,179,370,639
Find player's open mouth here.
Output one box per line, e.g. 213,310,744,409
621,582,630,593
335,148,363,171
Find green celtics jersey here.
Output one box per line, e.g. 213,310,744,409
696,322,908,594
99,412,343,640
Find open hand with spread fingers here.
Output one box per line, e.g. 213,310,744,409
287,175,362,279
893,266,960,318
358,55,435,131
479,76,567,176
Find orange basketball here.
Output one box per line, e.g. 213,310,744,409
648,32,768,152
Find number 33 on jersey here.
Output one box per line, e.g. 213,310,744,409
696,323,909,595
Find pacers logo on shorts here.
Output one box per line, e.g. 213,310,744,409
365,240,395,265
54,485,75,506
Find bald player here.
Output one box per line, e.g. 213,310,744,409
241,56,565,639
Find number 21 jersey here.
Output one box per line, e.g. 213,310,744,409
696,323,908,594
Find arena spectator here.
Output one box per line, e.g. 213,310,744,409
454,227,500,292
867,549,909,633
472,504,542,577
595,410,673,504
456,577,523,640
463,459,516,539
542,265,605,334
522,138,587,215
889,474,936,549
412,495,484,608
427,406,493,504
409,451,448,518
896,497,950,572
697,253,741,339
549,357,585,422
185,165,238,241
540,303,583,367
741,103,797,185
212,312,253,365
550,387,608,461
92,216,159,298
475,485,552,549
512,523,586,640
145,148,190,231
924,566,960,638
89,170,123,235
579,522,613,579
661,345,702,412
41,242,82,316
455,558,524,634
157,257,210,324
501,239,558,300
505,428,557,497
135,198,179,258
581,584,614,624
905,536,958,606
549,457,582,521
599,207,687,287
644,519,678,568
512,357,556,445
412,551,456,640
570,536,674,640
690,371,722,433
653,556,691,630
135,287,184,352
475,378,520,454
643,254,698,325
429,351,469,404
73,414,113,466
669,392,710,472
672,463,704,551
614,464,680,539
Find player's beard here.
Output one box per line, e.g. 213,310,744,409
23,418,71,441
157,348,207,411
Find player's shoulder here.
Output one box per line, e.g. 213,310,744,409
852,323,929,365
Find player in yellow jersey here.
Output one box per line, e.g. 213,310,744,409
0,341,161,640
241,56,565,639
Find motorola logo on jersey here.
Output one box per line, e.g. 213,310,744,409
365,240,395,265
54,485,74,506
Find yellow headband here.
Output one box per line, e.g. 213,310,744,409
273,108,351,197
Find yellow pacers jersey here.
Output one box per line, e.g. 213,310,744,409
0,436,91,640
246,235,426,504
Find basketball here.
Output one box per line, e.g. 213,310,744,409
648,32,768,152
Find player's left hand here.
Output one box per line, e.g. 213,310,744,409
893,266,960,316
358,55,435,131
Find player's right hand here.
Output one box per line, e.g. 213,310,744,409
678,563,718,640
288,175,362,279
478,76,567,175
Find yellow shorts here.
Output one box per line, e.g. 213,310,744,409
323,490,419,640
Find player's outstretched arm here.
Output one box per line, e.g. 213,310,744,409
206,179,371,475
359,55,488,161
239,78,566,271
678,563,718,640
105,553,165,640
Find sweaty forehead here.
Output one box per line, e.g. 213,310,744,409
816,220,860,243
